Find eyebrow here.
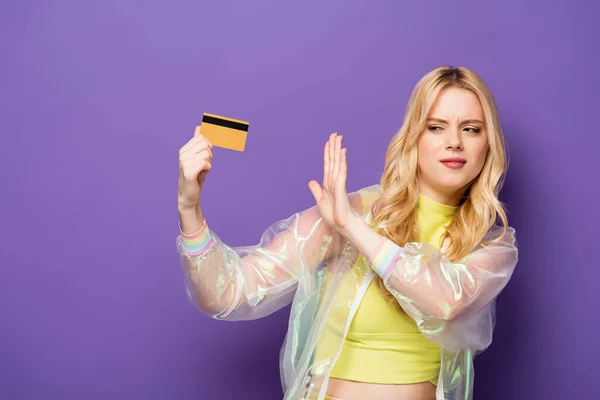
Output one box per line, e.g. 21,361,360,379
427,117,484,125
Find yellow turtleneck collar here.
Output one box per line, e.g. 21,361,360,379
417,193,459,219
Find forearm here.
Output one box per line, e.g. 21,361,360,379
343,216,518,323
176,203,333,321
340,216,402,278
341,215,460,320
177,211,233,316
341,217,464,318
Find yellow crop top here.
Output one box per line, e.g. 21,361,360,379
327,192,458,386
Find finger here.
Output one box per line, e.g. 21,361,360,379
195,148,212,162
197,133,213,149
181,132,213,152
183,161,203,181
191,163,212,183
338,148,347,191
183,149,212,171
332,135,341,186
334,148,348,210
328,133,336,190
190,155,212,168
180,135,203,154
194,125,201,137
188,159,212,177
193,140,212,153
308,180,323,203
182,140,212,159
323,141,330,191
196,145,212,160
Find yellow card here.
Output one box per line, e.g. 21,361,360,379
200,113,249,152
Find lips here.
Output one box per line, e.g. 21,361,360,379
440,157,466,169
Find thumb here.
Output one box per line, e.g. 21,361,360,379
308,180,323,202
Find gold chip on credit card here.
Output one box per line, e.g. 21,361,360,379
200,113,249,152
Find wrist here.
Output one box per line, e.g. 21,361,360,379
339,214,365,241
178,202,206,238
178,201,200,215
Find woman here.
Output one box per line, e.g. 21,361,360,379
176,66,518,400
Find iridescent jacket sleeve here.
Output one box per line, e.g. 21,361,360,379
176,193,363,322
369,225,518,351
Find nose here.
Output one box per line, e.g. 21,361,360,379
445,130,463,151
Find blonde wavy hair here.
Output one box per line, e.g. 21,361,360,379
370,66,509,301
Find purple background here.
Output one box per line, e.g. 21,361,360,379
1,1,598,399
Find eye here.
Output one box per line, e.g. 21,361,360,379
428,125,443,132
464,127,481,134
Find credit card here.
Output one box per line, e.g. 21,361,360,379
200,113,249,152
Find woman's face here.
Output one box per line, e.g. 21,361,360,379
417,87,489,205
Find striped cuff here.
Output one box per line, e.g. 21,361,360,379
180,222,215,256
369,237,404,279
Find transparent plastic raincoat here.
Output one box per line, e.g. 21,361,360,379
176,184,518,400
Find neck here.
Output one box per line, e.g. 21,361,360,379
418,184,467,206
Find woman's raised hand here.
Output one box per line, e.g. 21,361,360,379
177,126,213,211
309,133,354,232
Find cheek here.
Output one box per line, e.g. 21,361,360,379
469,145,489,173
417,142,433,172
475,143,489,166
417,137,438,162
418,150,440,179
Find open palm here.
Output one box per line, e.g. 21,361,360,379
309,133,353,231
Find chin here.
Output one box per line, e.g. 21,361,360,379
434,180,471,194
437,176,470,188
